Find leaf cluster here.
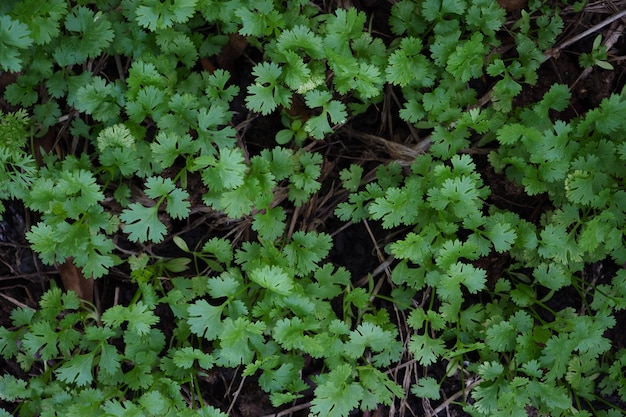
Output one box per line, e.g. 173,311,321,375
2,0,626,416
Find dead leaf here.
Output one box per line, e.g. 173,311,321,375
59,258,93,304
497,0,527,11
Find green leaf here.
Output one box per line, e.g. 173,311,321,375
207,271,241,298
165,187,190,220
386,37,435,88
446,33,485,82
310,364,363,417
151,131,196,169
202,237,234,264
10,307,35,327
97,124,139,176
309,264,351,300
389,1,425,35
492,75,522,113
156,29,199,68
249,265,293,295
0,374,29,401
422,0,466,21
0,327,19,359
289,152,323,205
126,85,169,123
74,76,123,123
0,15,32,72
236,0,285,37
187,300,224,341
260,361,304,398
135,0,198,31
427,176,483,219
262,146,295,181
277,25,325,59
390,231,436,266
466,0,505,37
246,62,291,115
485,320,516,352
127,302,160,336
217,317,265,366
485,220,517,253
173,346,214,369
540,333,576,381
538,223,581,264
339,164,364,192
120,203,166,243
102,399,144,416
533,84,571,116
477,362,506,384
252,206,286,241
98,343,122,379
137,390,169,415
204,69,240,103
565,169,605,206
22,320,59,360
409,333,446,366
273,316,318,351
411,377,441,400
345,322,402,366
283,231,332,276
534,262,571,291
303,90,348,139
358,366,405,410
369,187,420,229
197,147,248,191
55,351,96,387
12,0,67,45
54,7,114,66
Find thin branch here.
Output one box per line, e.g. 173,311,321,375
432,378,483,415
546,8,626,59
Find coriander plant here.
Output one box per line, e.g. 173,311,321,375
1,0,626,416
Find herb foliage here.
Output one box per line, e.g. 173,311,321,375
1,0,626,416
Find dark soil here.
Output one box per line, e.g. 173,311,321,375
2,1,626,416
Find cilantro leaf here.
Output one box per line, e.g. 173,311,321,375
485,220,517,253
386,37,435,88
236,0,285,37
246,62,291,115
216,317,265,366
0,16,32,72
422,0,466,21
369,187,420,229
534,263,571,291
187,300,224,341
409,333,446,366
310,364,363,417
446,32,485,82
151,131,196,169
0,374,30,401
196,148,247,191
252,206,286,241
173,347,214,369
249,265,294,295
120,203,166,243
283,231,332,276
411,377,441,400
55,351,96,387
135,0,198,31
340,164,364,192
208,271,242,298
303,90,347,139
202,237,234,264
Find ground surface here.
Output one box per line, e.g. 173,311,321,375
2,1,626,416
